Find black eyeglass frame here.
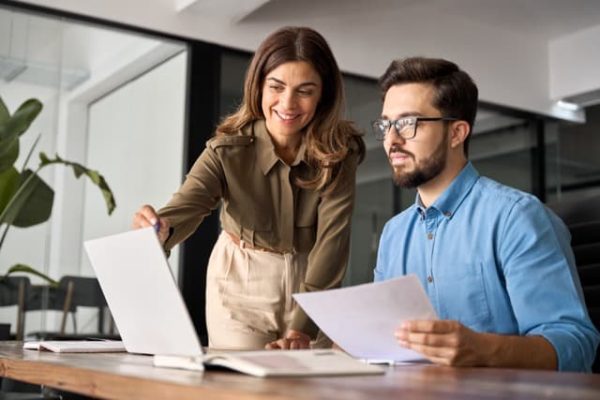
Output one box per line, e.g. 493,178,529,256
371,116,458,141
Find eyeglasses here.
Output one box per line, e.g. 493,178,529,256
371,116,458,141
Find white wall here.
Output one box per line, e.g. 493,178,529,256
549,24,600,101
81,51,187,280
48,36,186,283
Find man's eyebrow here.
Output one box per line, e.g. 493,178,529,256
380,112,424,119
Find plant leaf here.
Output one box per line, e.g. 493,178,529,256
0,169,54,227
0,97,9,125
14,170,54,227
0,99,42,141
0,167,20,217
3,264,58,287
20,133,41,173
0,137,19,174
39,153,116,215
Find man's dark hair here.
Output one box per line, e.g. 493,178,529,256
378,57,478,157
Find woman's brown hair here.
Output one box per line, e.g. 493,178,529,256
217,26,365,192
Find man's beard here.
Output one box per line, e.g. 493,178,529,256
390,133,448,188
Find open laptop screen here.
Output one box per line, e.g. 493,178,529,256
84,227,203,356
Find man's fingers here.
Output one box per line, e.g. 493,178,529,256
396,331,439,346
425,355,454,366
395,331,460,347
400,320,460,334
399,340,458,360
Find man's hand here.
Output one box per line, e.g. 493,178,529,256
395,320,489,367
265,329,311,350
395,320,557,370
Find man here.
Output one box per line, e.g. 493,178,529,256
372,57,599,372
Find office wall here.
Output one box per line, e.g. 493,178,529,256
550,24,600,101
81,51,187,279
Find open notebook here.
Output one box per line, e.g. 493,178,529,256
83,228,383,377
24,340,126,353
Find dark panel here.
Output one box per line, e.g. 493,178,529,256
569,222,600,247
531,119,546,202
179,41,221,346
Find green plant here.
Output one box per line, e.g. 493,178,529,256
0,96,116,286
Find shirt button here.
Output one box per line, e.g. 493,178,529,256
427,276,433,283
444,211,452,217
427,233,434,240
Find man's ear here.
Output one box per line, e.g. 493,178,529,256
449,121,470,149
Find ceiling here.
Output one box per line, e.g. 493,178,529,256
9,0,600,119
0,7,178,91
183,0,600,41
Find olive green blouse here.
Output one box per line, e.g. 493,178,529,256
159,119,359,337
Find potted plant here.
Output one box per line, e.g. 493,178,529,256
0,96,116,286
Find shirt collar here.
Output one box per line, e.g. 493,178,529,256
414,162,480,218
253,119,307,175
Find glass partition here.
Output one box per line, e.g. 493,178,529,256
548,102,600,203
0,5,187,339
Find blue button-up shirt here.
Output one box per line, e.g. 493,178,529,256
374,162,599,372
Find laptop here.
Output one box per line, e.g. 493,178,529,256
83,227,383,377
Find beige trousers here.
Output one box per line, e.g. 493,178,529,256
206,231,308,350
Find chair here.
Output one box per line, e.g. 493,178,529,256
58,275,114,337
549,195,600,373
25,275,116,340
0,277,62,399
1,276,115,399
0,276,31,340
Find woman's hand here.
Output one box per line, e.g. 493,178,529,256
132,204,170,245
265,329,311,350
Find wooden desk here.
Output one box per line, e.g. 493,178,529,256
1,342,600,400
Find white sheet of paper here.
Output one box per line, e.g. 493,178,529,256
294,275,437,363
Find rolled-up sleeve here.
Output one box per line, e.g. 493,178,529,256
500,197,600,372
288,151,359,337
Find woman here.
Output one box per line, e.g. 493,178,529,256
132,26,365,350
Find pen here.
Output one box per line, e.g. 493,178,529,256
153,220,161,233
